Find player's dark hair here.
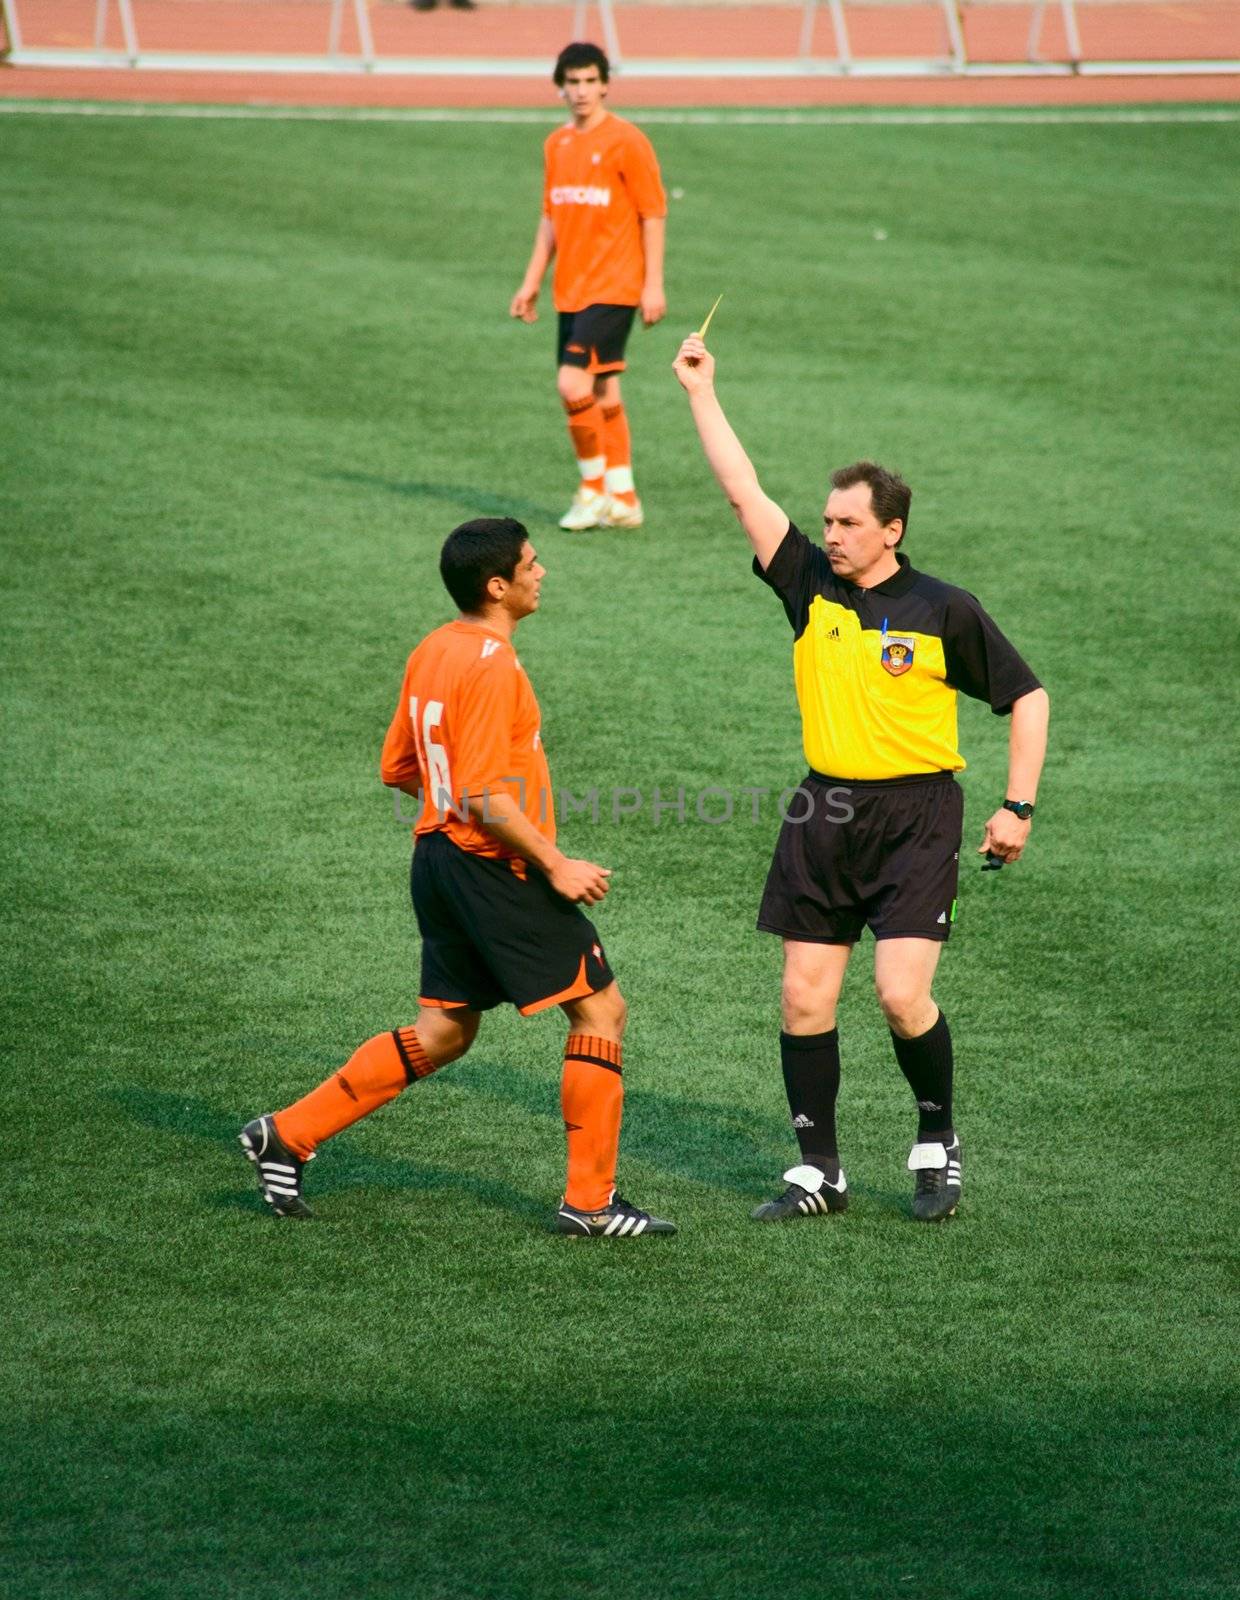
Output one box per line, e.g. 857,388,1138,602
440,518,529,612
831,461,912,546
553,41,610,85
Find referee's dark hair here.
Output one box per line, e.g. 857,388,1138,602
440,518,529,613
831,461,912,546
554,41,610,84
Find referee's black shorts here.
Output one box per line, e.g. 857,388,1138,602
757,771,963,945
411,831,614,1016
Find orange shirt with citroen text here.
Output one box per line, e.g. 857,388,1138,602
380,620,555,860
543,113,667,313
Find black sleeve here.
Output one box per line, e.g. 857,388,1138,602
942,593,1042,714
751,522,829,635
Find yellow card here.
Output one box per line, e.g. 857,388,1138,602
696,294,723,340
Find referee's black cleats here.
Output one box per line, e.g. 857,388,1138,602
751,1162,849,1222
908,1136,962,1221
555,1193,677,1238
239,1114,315,1219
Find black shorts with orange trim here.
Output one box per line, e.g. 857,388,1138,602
557,304,637,374
411,830,614,1016
757,771,963,945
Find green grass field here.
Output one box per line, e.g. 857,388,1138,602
3,105,1238,1599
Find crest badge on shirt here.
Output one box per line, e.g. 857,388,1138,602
881,635,916,677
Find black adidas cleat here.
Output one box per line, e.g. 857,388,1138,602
751,1162,848,1221
554,1193,677,1238
908,1136,962,1221
239,1114,315,1219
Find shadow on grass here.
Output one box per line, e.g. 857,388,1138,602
3,1392,1232,1600
387,1056,784,1197
324,471,556,526
111,1066,915,1221
432,1059,916,1214
109,1086,547,1228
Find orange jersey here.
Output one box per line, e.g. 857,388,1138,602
380,620,555,861
543,113,667,313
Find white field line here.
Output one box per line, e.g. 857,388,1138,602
0,100,1238,124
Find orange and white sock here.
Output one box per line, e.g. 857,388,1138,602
601,402,637,506
274,1026,437,1160
563,395,606,494
561,1034,624,1212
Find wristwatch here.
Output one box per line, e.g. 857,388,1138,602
1003,799,1036,821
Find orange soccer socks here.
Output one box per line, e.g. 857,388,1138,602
561,1034,624,1213
600,402,638,507
274,1026,438,1160
272,1027,625,1209
562,394,606,494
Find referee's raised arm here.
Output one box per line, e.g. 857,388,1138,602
673,335,789,570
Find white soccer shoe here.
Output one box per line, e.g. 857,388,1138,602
602,495,644,529
558,487,610,531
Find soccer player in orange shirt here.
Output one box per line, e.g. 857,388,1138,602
510,42,667,533
240,518,675,1238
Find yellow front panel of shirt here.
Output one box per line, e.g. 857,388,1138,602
792,598,965,779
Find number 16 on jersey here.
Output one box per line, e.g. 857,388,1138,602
409,697,452,807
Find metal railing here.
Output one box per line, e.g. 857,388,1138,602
4,0,1238,78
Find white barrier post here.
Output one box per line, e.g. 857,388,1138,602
940,0,966,70
1029,0,1082,65
354,0,376,68
1028,1,1047,58
93,0,139,61
798,0,854,70
1061,0,1083,65
828,0,853,69
570,0,622,67
1,0,24,52
327,0,374,66
599,0,621,66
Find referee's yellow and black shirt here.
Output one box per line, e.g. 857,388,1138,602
755,523,1042,781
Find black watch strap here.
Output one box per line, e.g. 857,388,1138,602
1003,799,1036,821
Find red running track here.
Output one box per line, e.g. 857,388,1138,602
3,0,1239,104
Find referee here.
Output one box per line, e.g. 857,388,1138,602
673,334,1049,1222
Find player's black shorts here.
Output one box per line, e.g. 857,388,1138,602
557,304,637,374
411,830,615,1016
757,771,963,945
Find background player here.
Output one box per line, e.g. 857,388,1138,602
240,518,675,1239
673,333,1049,1223
510,43,667,532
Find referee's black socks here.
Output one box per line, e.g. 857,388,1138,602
891,1010,954,1140
780,1028,841,1172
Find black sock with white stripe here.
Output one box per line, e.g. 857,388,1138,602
780,1028,840,1173
891,1011,954,1140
